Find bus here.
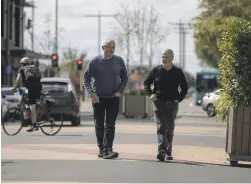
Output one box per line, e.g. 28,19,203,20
194,68,221,105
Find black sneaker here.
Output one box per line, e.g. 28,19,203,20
166,152,173,160
33,125,39,131
98,150,104,158
157,151,166,161
103,149,119,159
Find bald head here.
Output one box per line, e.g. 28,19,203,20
162,49,174,65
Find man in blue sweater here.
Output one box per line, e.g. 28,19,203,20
83,39,128,159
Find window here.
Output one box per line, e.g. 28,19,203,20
15,5,20,46
9,2,13,40
2,89,17,96
196,74,220,90
41,82,68,93
1,0,5,38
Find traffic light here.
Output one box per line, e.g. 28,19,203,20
76,59,83,70
51,53,58,67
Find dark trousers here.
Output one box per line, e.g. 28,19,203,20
153,99,179,153
92,97,120,151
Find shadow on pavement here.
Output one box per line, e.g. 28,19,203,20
117,157,251,168
62,124,94,127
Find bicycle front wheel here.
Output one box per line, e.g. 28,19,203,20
2,107,24,136
40,113,63,136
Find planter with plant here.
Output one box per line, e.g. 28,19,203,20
122,89,149,118
216,17,251,166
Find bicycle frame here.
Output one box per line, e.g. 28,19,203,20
17,88,54,127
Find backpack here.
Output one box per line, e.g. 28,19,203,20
23,65,41,82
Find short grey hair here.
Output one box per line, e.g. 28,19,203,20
101,39,115,47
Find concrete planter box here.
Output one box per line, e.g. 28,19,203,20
122,95,148,118
226,106,251,166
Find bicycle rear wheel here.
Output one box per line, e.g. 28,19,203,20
40,113,63,136
2,107,24,136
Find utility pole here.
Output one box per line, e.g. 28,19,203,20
6,0,11,85
84,11,117,55
31,0,35,51
54,0,58,54
52,0,59,77
169,20,191,70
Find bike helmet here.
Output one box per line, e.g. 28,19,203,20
20,57,31,64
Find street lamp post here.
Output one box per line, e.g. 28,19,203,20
84,11,117,55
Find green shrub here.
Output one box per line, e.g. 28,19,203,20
216,17,251,121
215,90,233,122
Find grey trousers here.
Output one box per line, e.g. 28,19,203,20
153,99,179,153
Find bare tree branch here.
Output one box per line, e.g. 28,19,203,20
113,2,167,70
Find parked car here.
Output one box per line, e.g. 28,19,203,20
1,87,23,118
201,89,221,117
40,77,81,126
1,94,9,119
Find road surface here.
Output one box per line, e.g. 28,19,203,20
2,116,251,183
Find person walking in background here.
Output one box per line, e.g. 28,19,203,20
144,49,188,161
83,39,128,159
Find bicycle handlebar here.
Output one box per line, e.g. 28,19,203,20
15,88,26,96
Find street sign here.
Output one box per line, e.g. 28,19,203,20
39,64,47,72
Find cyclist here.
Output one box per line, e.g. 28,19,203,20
13,57,42,132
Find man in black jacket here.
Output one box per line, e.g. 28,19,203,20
144,49,188,161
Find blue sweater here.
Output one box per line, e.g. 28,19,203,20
83,55,128,98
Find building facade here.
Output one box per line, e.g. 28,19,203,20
1,0,49,86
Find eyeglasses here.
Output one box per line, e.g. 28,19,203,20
162,56,168,58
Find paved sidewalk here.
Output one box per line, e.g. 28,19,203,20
80,99,93,114
2,117,251,183
2,118,228,165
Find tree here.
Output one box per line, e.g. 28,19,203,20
216,17,251,121
60,46,88,88
114,2,166,70
43,13,53,53
113,3,134,70
42,13,65,54
61,46,87,73
193,0,251,68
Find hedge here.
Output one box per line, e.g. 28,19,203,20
216,17,251,122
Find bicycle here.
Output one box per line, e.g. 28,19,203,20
2,88,64,136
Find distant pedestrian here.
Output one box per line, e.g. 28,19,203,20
144,49,188,161
83,39,128,159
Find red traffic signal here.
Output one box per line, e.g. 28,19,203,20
76,59,83,70
77,59,82,65
51,53,58,67
51,53,58,61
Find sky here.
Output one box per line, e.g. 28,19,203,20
24,0,203,74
